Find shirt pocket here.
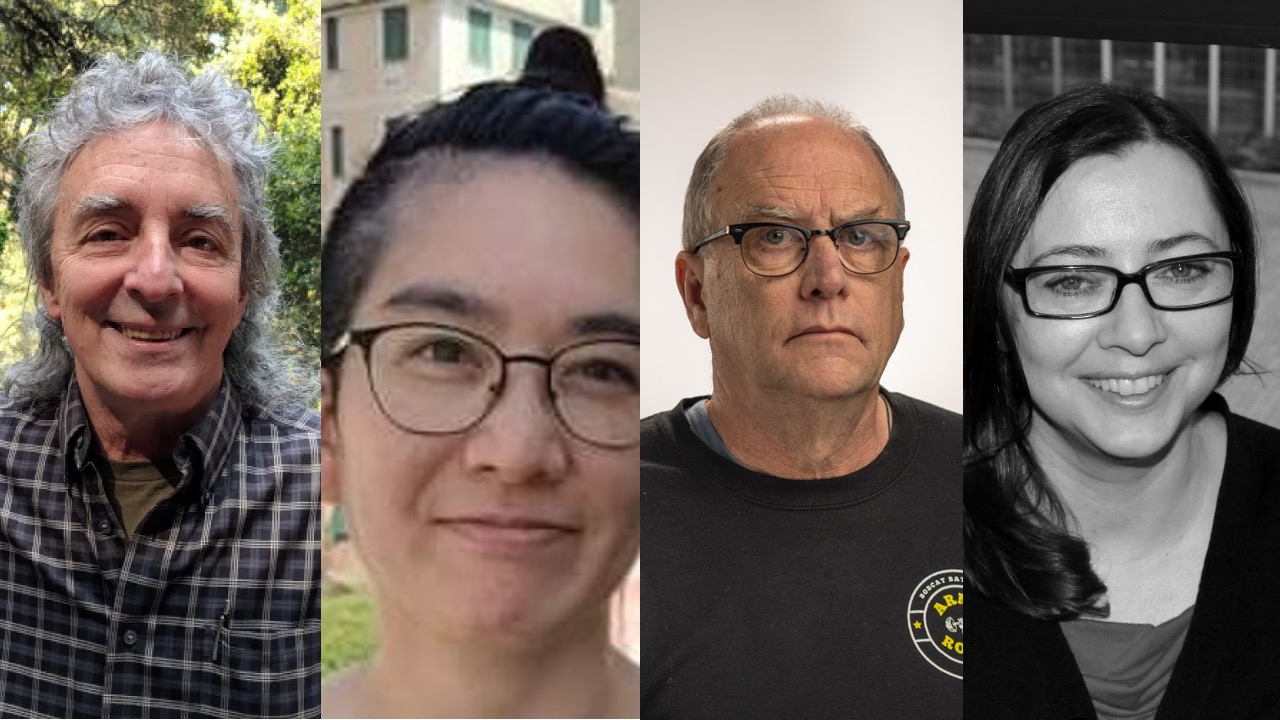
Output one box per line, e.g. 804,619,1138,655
214,624,320,717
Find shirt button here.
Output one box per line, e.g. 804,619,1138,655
122,629,137,647
95,518,111,534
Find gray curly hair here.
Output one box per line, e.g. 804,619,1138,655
682,94,906,251
10,51,309,407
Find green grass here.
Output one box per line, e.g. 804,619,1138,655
322,592,377,676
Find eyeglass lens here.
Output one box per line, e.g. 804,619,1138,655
1023,256,1235,317
740,223,901,275
367,325,639,447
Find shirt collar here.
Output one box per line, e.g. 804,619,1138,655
60,374,243,494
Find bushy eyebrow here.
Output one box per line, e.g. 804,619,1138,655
738,203,797,221
70,195,235,237
71,193,129,223
185,204,236,236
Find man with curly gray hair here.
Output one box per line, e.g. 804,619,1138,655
0,52,319,717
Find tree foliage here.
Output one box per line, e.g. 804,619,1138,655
0,0,239,209
216,0,321,358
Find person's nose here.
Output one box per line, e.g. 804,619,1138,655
122,226,183,303
1097,282,1167,355
798,232,849,298
462,365,571,486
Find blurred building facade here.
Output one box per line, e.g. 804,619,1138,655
965,34,1280,165
320,0,637,222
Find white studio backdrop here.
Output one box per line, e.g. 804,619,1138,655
639,0,964,418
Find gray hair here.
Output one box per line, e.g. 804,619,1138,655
681,94,906,251
10,51,311,407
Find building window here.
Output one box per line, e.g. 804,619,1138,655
331,126,344,180
325,16,340,70
468,8,492,68
512,20,533,70
383,5,409,63
330,507,349,542
583,0,601,28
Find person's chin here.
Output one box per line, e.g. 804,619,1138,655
439,589,580,645
424,552,573,625
97,367,202,408
784,368,876,400
1077,380,1207,461
1079,418,1183,463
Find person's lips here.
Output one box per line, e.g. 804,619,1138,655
105,321,195,343
435,512,581,553
1087,373,1166,397
791,325,856,340
1080,367,1177,406
436,512,579,531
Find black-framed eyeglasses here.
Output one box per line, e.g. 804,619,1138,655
330,322,639,449
1004,251,1241,319
691,220,910,277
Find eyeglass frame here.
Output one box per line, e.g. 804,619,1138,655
1003,250,1242,320
329,321,641,449
690,220,911,277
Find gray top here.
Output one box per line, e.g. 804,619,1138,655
1061,604,1195,720
683,397,743,466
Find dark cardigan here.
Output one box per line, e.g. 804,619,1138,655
966,400,1280,720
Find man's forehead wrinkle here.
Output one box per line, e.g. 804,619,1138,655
722,173,883,221
61,151,241,225
72,125,235,188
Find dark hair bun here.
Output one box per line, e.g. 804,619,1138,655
517,26,605,105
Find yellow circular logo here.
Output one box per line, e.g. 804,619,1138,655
907,569,963,678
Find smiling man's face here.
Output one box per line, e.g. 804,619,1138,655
42,120,247,417
694,115,909,402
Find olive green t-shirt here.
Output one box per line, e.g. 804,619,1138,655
106,458,181,538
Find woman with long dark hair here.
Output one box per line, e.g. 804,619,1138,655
965,83,1280,718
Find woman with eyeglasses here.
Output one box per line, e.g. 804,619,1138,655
318,39,639,718
964,83,1280,719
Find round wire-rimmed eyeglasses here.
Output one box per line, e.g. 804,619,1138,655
691,220,910,277
329,322,640,449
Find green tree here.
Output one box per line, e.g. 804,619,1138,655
217,0,320,359
0,0,239,212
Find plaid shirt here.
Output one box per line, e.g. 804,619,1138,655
0,376,320,718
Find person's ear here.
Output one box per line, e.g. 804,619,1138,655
676,251,711,339
320,370,342,505
39,277,62,321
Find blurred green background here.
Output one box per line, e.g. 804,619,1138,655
322,589,375,677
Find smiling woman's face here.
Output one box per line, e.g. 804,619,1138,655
324,157,639,644
1004,142,1233,463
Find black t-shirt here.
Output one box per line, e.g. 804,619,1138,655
641,392,963,719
